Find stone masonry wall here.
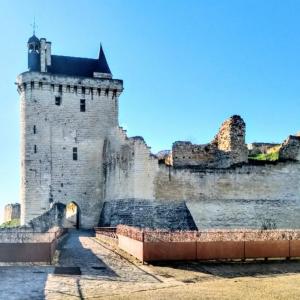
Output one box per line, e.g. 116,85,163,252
154,162,300,201
104,127,158,200
4,203,21,222
172,141,226,168
17,71,123,228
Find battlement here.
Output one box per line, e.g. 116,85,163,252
16,72,123,96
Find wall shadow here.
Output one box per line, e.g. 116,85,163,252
151,259,300,279
56,229,119,278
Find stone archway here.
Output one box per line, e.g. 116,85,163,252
65,202,80,229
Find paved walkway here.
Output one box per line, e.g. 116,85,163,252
0,230,177,300
45,230,177,299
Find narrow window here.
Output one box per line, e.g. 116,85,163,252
74,86,77,94
105,88,109,96
51,84,54,92
58,85,63,93
39,82,43,89
55,96,61,106
23,83,27,90
33,125,36,134
80,99,86,112
34,145,37,153
73,147,78,161
31,81,34,89
112,89,117,99
97,88,101,96
66,85,70,92
82,87,85,95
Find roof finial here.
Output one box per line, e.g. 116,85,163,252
30,17,37,35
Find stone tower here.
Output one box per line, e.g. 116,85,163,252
17,34,123,228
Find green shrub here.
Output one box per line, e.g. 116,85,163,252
249,151,279,161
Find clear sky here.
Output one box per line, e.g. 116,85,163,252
0,0,299,222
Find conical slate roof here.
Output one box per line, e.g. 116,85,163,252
98,44,111,74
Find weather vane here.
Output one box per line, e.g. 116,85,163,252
30,17,37,35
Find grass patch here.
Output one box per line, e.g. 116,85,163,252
0,218,20,228
249,152,279,162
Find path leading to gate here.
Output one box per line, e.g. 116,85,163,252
45,230,178,299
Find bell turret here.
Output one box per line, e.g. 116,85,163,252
27,34,40,71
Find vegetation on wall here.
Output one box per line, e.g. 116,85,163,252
0,218,20,228
249,145,280,162
249,151,279,162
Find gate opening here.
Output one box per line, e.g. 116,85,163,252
65,202,80,229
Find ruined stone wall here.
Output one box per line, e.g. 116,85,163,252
17,71,123,228
213,115,247,159
103,127,158,200
279,135,300,161
172,141,227,168
4,203,21,222
172,115,248,168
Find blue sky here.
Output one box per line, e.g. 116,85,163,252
0,0,299,222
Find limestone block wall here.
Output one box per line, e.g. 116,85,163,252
153,162,300,228
154,162,300,201
17,71,123,228
104,127,159,200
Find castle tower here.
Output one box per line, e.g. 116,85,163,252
17,35,123,228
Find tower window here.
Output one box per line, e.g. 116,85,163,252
73,147,78,161
80,99,86,112
66,85,70,92
58,85,63,93
82,87,85,95
55,96,61,106
31,81,34,89
97,88,101,96
33,125,36,134
34,145,37,153
51,84,54,92
74,86,77,94
39,82,43,89
105,88,109,96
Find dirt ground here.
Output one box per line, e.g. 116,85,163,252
96,235,300,300
107,273,300,300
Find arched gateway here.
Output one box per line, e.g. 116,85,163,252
65,202,80,229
